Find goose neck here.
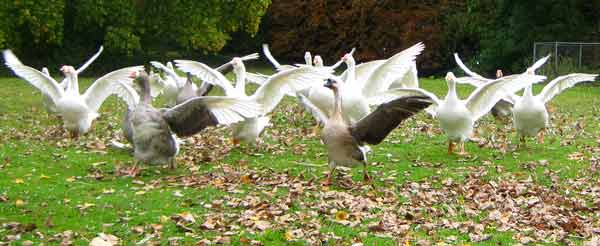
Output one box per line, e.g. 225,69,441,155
234,66,246,94
66,73,79,94
331,87,343,121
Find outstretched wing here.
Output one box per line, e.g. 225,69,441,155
150,61,181,88
350,96,433,145
454,53,488,80
83,66,143,112
113,81,140,110
361,43,425,98
162,96,262,136
262,43,283,69
297,93,329,123
465,74,546,121
174,60,237,95
251,67,333,114
536,73,597,103
75,46,103,74
4,50,64,102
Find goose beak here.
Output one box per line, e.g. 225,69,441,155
128,71,138,79
323,78,334,89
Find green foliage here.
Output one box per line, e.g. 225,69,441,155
0,0,65,50
0,0,270,65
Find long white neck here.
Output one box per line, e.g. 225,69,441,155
345,58,356,84
305,53,312,66
234,65,247,94
331,87,343,121
523,85,534,98
66,72,79,94
445,79,458,101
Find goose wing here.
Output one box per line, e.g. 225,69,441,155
3,50,64,102
350,96,433,145
390,62,419,88
150,61,181,88
162,96,262,137
536,73,598,103
465,74,546,121
251,67,333,114
83,66,143,112
75,46,103,74
361,43,425,98
297,93,329,123
174,60,237,95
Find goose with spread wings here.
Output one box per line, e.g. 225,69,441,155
10,46,104,114
509,73,597,146
175,57,333,145
300,78,432,184
372,72,546,155
120,71,262,175
453,53,552,119
3,49,140,136
298,43,425,126
150,53,259,105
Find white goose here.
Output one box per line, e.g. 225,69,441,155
3,50,141,136
297,43,425,125
25,46,104,114
453,53,550,119
373,72,546,154
511,73,597,146
150,53,259,105
175,57,333,145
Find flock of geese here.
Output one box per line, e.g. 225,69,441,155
3,43,597,183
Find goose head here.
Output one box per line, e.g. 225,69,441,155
341,53,355,67
323,77,342,91
60,65,77,76
313,55,324,67
496,69,503,78
230,57,246,73
445,72,458,92
304,51,312,66
129,70,149,88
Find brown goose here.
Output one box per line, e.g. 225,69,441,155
302,78,432,184
123,70,261,175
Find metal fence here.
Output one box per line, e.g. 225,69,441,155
533,42,600,76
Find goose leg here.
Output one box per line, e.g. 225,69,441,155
311,123,320,136
458,141,467,156
518,135,526,149
322,161,335,186
447,140,454,155
537,128,545,144
362,161,371,182
128,160,140,177
169,158,176,170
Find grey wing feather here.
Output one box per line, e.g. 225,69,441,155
350,96,432,145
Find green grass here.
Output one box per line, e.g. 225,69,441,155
1,68,599,245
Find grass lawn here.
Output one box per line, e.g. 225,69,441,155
1,67,599,245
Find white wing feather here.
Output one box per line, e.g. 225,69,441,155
465,74,547,121
150,61,182,88
454,53,488,80
173,60,236,95
83,66,143,112
298,93,329,123
536,73,598,103
389,62,419,88
246,72,269,85
361,42,425,98
251,67,333,114
368,87,441,106
262,43,282,68
113,81,140,110
75,46,103,74
4,50,64,102
169,96,262,125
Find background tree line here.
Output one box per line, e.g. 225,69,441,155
1,0,598,76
